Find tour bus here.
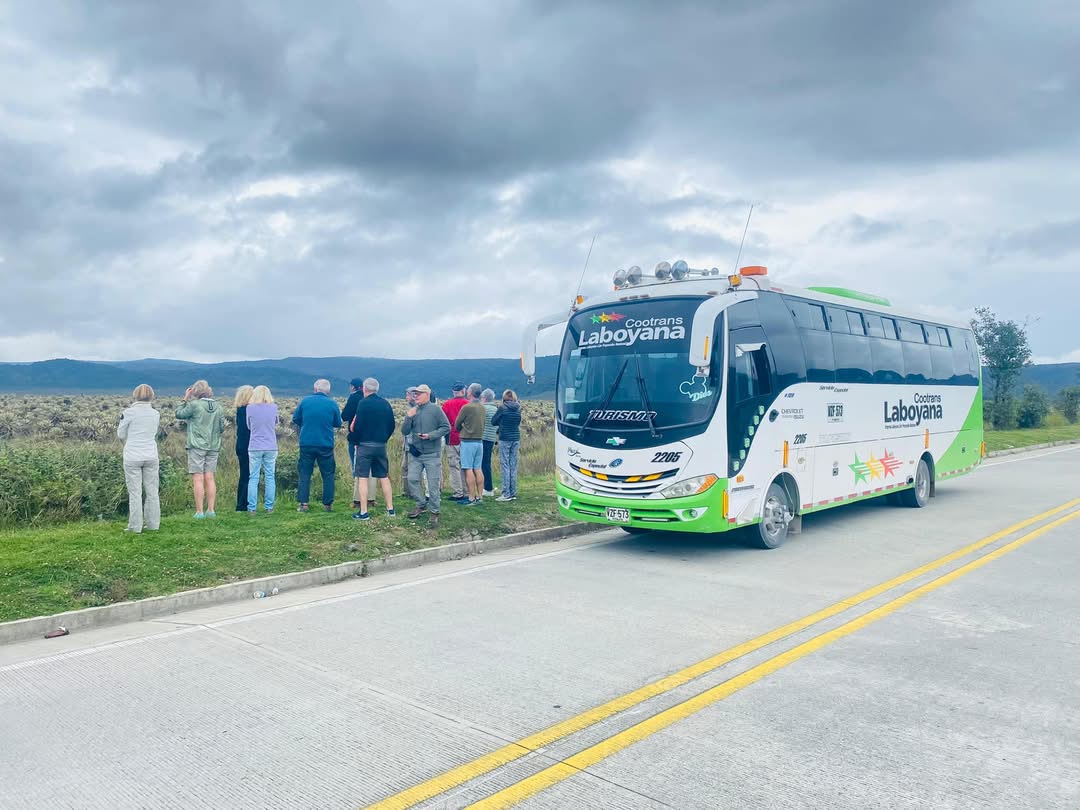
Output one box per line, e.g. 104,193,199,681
522,262,983,548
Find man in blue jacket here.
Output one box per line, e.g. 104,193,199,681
292,378,343,512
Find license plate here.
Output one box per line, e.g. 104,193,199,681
606,507,630,523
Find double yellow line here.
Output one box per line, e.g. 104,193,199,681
368,498,1080,810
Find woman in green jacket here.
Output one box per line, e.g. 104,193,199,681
175,379,226,518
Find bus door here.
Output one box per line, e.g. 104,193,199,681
727,326,779,521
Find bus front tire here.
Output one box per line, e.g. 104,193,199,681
753,482,793,549
900,458,931,508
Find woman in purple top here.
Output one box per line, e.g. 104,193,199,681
245,385,279,513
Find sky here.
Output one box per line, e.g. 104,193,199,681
1,0,1078,364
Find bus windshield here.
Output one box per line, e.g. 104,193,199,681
556,297,721,433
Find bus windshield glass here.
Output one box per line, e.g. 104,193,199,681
557,297,721,433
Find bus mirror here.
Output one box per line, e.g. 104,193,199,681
735,342,765,357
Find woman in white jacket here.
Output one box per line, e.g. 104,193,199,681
118,384,161,533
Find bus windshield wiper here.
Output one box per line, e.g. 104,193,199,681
634,353,660,438
577,357,629,437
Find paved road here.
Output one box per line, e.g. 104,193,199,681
2,446,1079,809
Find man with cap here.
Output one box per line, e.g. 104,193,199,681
341,377,375,510
403,384,451,528
441,382,469,503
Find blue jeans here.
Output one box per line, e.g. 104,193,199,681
499,440,519,497
248,450,278,511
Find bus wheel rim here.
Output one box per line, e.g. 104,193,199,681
917,463,929,500
763,496,785,536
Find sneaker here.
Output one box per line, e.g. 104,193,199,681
469,498,482,506
352,500,362,509
483,490,495,497
248,510,256,516
266,508,274,514
297,504,309,513
322,504,333,512
407,506,426,519
429,514,440,529
352,512,371,521
206,511,216,518
386,508,396,517
123,527,141,533
194,512,206,519
495,494,513,502
454,496,472,505
368,499,376,507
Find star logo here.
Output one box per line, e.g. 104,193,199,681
589,311,625,325
850,450,902,485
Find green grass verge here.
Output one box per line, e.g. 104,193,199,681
985,423,1080,452
0,476,564,623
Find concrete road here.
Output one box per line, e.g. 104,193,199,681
2,446,1079,809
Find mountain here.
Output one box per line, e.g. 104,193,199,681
0,356,561,398
0,356,1075,399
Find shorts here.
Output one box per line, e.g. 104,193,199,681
187,448,219,474
353,444,389,478
459,440,483,470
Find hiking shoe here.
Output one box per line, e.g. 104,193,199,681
322,504,333,512
297,504,309,513
386,508,396,517
407,506,426,519
428,514,439,529
352,512,371,521
194,512,206,519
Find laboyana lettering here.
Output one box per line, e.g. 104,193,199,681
884,397,943,426
579,320,686,348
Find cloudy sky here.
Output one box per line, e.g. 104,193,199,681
1,0,1078,364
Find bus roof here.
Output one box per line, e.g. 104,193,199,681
596,274,971,331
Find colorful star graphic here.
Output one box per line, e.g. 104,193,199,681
850,450,901,485
589,311,625,324
849,453,870,485
591,314,602,324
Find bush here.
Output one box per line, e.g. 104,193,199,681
1017,384,1050,429
1055,386,1080,424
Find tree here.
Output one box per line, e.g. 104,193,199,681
1056,386,1080,424
970,306,1032,429
1017,384,1050,428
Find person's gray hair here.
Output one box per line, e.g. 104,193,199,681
314,379,331,393
363,377,379,393
481,388,495,402
468,382,483,399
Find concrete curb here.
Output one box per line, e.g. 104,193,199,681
0,522,603,646
986,438,1080,458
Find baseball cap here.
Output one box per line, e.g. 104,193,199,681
452,382,466,392
349,377,363,388
415,384,432,394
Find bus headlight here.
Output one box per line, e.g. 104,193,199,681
659,474,718,499
556,467,583,491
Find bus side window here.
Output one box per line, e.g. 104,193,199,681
847,311,866,334
826,306,850,334
881,318,899,340
871,336,904,383
937,326,952,347
801,329,836,383
789,299,827,331
930,340,955,384
731,332,773,401
834,332,873,384
758,293,807,389
864,314,885,338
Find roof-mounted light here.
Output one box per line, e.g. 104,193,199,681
627,265,642,285
672,259,689,280
613,268,628,288
739,265,767,276
654,261,671,280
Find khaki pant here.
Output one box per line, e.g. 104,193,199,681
402,445,429,498
124,458,160,532
446,443,463,498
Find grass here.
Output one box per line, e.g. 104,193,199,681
984,423,1080,452
0,475,564,623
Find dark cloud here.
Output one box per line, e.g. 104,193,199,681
0,0,1078,362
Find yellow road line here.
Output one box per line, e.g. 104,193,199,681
365,498,1080,809
471,508,1080,808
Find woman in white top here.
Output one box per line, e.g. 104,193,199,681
117,384,161,533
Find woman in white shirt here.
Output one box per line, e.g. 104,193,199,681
117,384,161,533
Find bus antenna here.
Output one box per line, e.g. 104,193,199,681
572,231,598,308
732,204,754,273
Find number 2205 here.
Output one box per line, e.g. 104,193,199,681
651,451,682,463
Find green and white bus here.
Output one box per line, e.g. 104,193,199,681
522,261,984,548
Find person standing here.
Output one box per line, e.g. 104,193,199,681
176,380,226,518
118,384,161,533
480,388,498,497
493,389,522,502
454,383,487,505
350,377,397,521
233,385,253,512
246,385,279,513
441,382,468,502
404,384,450,528
341,377,374,511
292,378,342,512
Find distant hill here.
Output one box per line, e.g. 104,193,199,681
0,356,560,398
0,356,1074,399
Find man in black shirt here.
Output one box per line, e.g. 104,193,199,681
341,377,372,510
350,377,398,520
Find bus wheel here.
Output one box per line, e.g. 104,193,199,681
754,482,792,549
900,458,931,508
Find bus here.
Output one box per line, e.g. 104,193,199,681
521,262,984,548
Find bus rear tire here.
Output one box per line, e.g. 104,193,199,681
753,482,792,549
900,458,931,508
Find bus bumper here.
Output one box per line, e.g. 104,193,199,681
555,479,733,534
